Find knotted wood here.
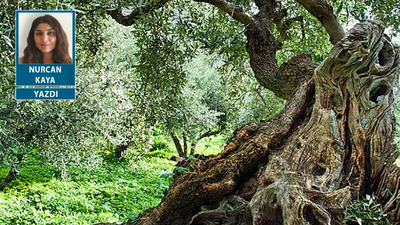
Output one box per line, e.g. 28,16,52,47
127,20,400,225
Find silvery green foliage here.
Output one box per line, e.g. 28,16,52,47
83,19,155,160
0,4,153,177
164,54,226,146
344,195,390,224
128,4,198,122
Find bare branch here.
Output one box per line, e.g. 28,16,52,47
194,0,255,26
295,0,345,44
108,0,254,26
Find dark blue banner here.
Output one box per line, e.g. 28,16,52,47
16,88,75,100
16,64,75,86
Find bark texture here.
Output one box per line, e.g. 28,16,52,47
295,0,345,44
127,20,400,225
245,0,317,99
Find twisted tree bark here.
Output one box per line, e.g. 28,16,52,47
128,20,400,225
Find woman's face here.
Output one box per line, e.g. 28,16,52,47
34,23,56,53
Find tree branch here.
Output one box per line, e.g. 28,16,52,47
194,0,255,26
295,0,345,44
241,0,318,99
182,132,188,157
108,0,255,27
276,16,305,41
107,0,171,26
254,87,268,106
199,129,221,141
190,129,221,155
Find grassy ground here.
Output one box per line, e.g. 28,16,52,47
0,152,174,225
0,135,224,225
195,135,226,156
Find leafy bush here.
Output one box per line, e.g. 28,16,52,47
150,136,170,152
344,195,390,225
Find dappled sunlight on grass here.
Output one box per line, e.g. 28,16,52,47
165,135,226,157
0,155,174,224
196,135,226,156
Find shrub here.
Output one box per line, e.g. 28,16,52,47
150,137,170,152
344,195,390,225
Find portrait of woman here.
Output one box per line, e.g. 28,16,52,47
19,14,72,64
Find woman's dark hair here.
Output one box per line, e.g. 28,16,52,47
22,15,72,64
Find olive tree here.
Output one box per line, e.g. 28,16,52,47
0,1,153,187
101,0,400,224
3,0,400,223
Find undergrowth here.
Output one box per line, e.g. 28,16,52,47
0,151,174,225
0,133,223,225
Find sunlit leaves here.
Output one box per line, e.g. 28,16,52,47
128,4,197,121
329,0,400,38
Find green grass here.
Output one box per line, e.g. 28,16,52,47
0,134,225,225
164,134,226,157
195,135,226,156
0,153,174,225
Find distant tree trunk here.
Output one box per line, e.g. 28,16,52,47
171,132,185,157
128,21,400,224
115,144,128,158
0,154,23,191
182,132,188,158
0,168,18,191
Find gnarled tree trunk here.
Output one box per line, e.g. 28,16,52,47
128,20,400,225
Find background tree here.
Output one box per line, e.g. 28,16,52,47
164,55,284,158
165,56,226,158
0,2,155,187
